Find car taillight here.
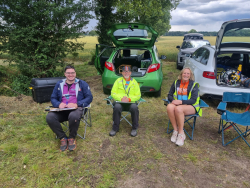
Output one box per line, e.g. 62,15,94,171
203,71,216,79
105,62,114,72
147,63,161,73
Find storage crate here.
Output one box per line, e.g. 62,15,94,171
141,60,151,68
30,77,65,103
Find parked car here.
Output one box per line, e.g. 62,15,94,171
184,19,250,99
176,33,210,70
94,23,166,97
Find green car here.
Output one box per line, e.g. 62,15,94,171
94,23,166,97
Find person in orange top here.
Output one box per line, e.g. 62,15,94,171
167,67,199,146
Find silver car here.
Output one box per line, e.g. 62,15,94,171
176,34,210,70
184,19,250,99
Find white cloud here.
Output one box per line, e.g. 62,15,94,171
170,0,250,31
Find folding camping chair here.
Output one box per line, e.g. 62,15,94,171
45,104,92,140
104,96,146,127
163,98,209,140
217,92,250,147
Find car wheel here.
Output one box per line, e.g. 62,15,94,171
103,87,110,95
176,58,182,70
153,87,161,98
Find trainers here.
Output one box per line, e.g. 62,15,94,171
68,138,76,151
176,133,186,146
109,130,118,136
131,129,137,137
60,138,68,151
171,130,178,143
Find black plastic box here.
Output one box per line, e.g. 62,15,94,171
30,77,65,103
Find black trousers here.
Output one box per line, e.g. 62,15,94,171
46,108,85,139
112,103,139,131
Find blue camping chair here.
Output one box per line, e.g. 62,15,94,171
163,98,209,140
217,92,250,147
105,96,146,127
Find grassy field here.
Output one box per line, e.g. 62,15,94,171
69,36,218,63
1,36,250,187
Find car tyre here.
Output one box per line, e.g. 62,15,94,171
103,87,111,95
176,58,182,70
153,87,161,98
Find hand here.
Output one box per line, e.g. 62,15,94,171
59,103,67,108
171,100,182,106
67,103,78,108
121,96,129,102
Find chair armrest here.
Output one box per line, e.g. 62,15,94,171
162,98,170,106
199,99,209,108
83,104,91,109
217,102,227,115
104,95,113,105
45,106,53,111
138,98,146,102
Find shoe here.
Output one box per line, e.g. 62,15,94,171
131,129,137,137
68,138,76,151
171,130,178,143
60,138,68,151
109,130,118,136
176,133,186,146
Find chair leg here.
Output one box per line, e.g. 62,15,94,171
184,116,196,140
84,109,92,127
56,122,70,139
56,120,87,140
120,112,132,127
167,119,173,134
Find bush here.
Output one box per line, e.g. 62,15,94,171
11,75,32,96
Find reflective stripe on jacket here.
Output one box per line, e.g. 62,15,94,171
111,77,141,102
173,80,202,116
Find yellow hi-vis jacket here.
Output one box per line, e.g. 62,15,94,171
173,80,202,116
111,77,141,102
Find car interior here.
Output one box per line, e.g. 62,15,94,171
112,49,152,77
216,52,250,88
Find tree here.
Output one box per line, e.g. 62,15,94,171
94,0,180,46
88,30,98,36
115,0,181,36
0,0,93,79
94,0,117,46
188,29,197,33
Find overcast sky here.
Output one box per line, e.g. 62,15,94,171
86,0,250,32
170,0,250,31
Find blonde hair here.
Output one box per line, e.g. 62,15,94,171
177,67,195,81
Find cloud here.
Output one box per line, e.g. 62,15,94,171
170,0,250,31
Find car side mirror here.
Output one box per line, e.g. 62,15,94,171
159,55,166,59
185,54,191,57
176,46,180,49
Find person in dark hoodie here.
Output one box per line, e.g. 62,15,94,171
167,67,201,146
46,65,93,151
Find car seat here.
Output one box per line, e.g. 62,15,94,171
143,51,151,60
123,49,130,57
226,53,242,68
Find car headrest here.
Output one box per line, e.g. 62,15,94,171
144,51,150,59
231,53,241,60
123,50,130,57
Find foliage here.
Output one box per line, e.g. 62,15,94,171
88,30,98,36
165,30,250,36
94,0,180,45
0,0,93,79
94,0,117,46
115,0,181,36
188,29,197,33
165,31,218,36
